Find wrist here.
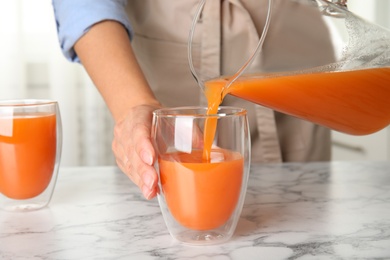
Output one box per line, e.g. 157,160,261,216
113,98,162,124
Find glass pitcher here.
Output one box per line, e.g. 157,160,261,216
189,0,390,136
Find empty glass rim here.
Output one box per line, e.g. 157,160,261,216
0,99,58,107
153,106,247,118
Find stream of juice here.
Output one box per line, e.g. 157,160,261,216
0,113,56,199
205,67,390,136
159,149,243,230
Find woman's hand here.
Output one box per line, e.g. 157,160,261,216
74,20,162,199
112,104,162,199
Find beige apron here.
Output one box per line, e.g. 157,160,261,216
125,0,334,163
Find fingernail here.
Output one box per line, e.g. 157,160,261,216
142,185,152,200
141,151,153,165
142,172,155,189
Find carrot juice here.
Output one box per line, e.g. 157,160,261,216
205,67,390,135
159,149,244,230
0,113,56,200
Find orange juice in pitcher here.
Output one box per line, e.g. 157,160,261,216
196,0,390,136
206,67,390,136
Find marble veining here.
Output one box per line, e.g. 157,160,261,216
1,162,390,259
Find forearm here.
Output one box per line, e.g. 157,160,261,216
74,20,160,122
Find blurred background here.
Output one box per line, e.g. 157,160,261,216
0,0,389,166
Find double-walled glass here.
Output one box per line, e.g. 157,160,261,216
152,106,250,245
0,100,62,211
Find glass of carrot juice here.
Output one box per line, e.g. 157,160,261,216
152,106,250,245
0,99,62,211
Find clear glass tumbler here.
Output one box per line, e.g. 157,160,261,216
0,99,62,211
152,106,250,245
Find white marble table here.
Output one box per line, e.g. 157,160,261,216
1,162,390,259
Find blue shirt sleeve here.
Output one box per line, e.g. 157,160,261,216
52,0,133,62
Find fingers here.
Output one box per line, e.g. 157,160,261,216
135,132,158,199
112,105,161,200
